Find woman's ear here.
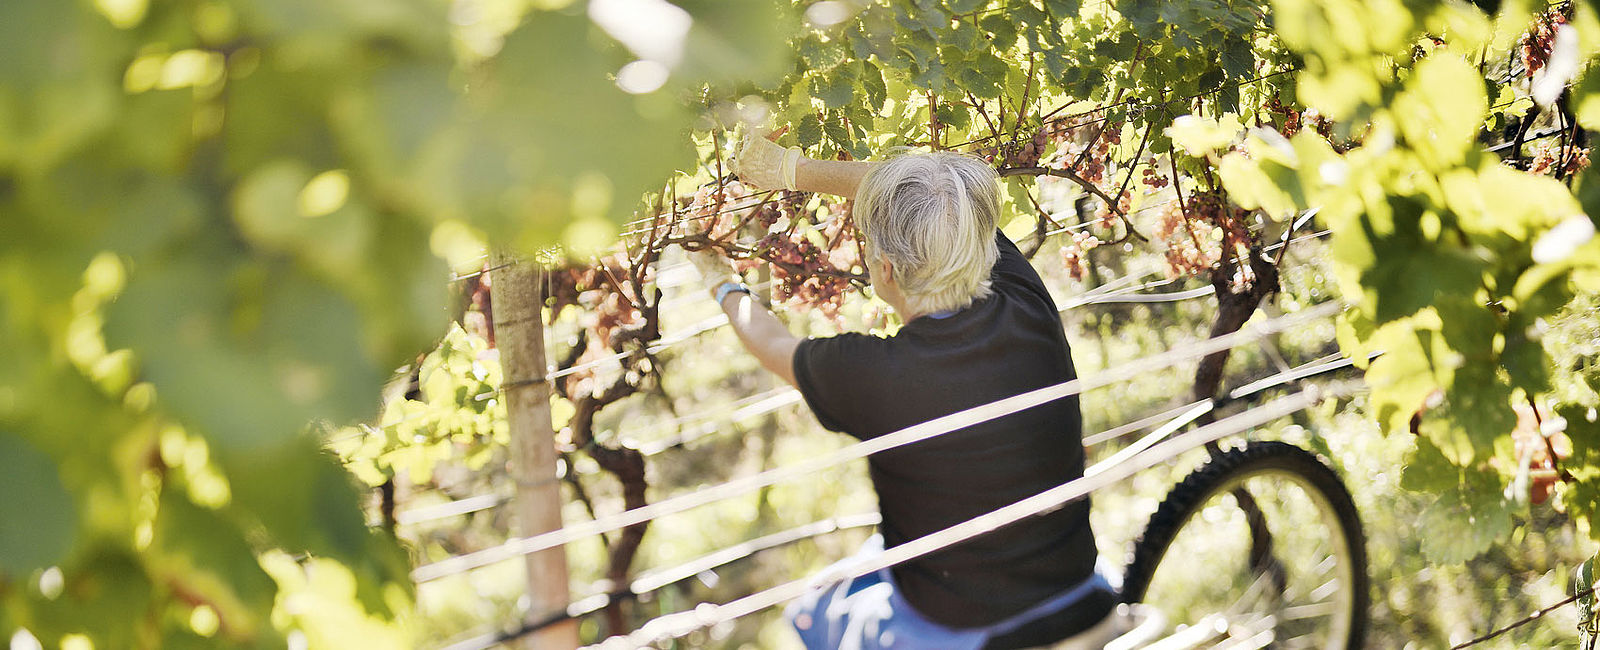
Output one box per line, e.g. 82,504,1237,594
874,256,895,284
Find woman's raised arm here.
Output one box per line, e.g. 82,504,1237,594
729,129,879,198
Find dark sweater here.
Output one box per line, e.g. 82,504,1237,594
792,231,1109,647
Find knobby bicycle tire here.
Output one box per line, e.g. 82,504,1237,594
1121,440,1369,649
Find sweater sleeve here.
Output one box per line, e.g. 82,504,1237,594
791,333,887,439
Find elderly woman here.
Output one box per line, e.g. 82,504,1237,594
691,133,1122,649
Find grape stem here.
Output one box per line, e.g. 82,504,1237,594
997,166,1146,243
1525,394,1574,483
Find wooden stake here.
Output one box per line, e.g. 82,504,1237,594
489,254,579,650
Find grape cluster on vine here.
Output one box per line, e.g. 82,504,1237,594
1521,6,1570,77
664,173,865,324
1263,96,1332,139
1529,140,1591,179
546,259,647,352
1058,230,1103,281
995,128,1049,168
1139,162,1169,190
1153,189,1254,287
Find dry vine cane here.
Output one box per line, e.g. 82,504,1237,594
541,243,669,635
662,178,869,322
500,176,871,635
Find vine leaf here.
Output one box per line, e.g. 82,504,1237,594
148,494,279,641
0,432,78,575
1364,316,1449,439
1560,405,1600,542
1417,470,1514,563
1392,55,1487,170
105,253,385,453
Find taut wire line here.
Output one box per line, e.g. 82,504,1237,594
589,383,1353,648
409,300,1341,583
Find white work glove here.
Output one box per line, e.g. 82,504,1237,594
729,126,805,191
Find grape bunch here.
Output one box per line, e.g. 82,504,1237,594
1153,189,1253,281
1001,128,1050,167
544,260,646,351
1042,118,1083,165
1075,120,1122,186
1529,140,1591,179
1058,230,1103,281
685,181,759,240
1264,96,1303,136
1139,163,1169,190
1521,7,1569,78
760,228,857,322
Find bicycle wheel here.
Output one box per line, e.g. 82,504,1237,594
1121,441,1368,649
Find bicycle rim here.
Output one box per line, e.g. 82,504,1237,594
1121,441,1369,649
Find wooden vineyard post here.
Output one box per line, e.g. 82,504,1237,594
489,254,579,650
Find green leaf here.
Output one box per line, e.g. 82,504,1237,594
798,37,846,72
1350,196,1488,324
980,12,1020,49
223,437,370,562
0,432,78,575
958,50,1010,99
1440,364,1515,460
1417,469,1513,563
675,0,798,85
1220,36,1255,80
1043,0,1081,19
810,70,856,110
823,112,852,148
1574,66,1600,132
25,546,156,646
1364,318,1447,438
105,251,384,453
859,60,887,112
1400,437,1458,493
233,161,374,277
1391,55,1486,170
910,58,949,92
797,113,824,148
1165,114,1239,156
1560,405,1600,542
149,494,279,641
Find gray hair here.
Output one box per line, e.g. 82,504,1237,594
854,150,1000,315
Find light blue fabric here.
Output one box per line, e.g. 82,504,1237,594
786,536,1113,650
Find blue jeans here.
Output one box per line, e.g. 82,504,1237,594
785,536,1114,650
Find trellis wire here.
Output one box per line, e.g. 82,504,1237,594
1485,125,1569,153
454,348,1365,648
398,492,511,526
588,382,1355,648
636,388,805,456
613,64,1307,240
1447,584,1599,649
394,251,1311,527
439,513,883,650
403,342,1350,527
410,300,1341,583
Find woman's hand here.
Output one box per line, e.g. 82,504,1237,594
690,248,739,296
729,126,802,191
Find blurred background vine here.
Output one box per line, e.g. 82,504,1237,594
3,0,1600,647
